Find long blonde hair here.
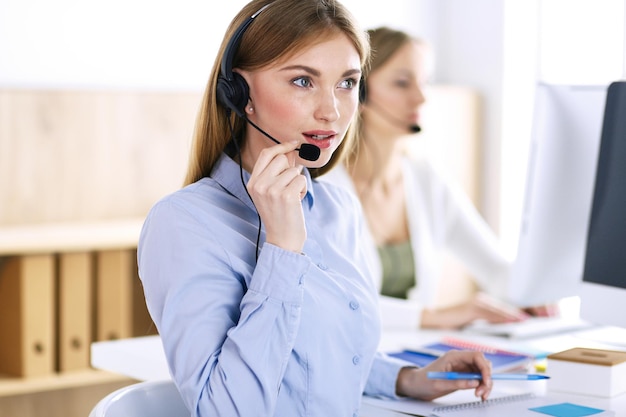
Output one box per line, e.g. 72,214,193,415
184,0,370,185
344,26,419,168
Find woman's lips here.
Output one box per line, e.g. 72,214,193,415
302,132,337,149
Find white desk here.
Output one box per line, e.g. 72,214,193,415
92,328,626,415
91,335,169,382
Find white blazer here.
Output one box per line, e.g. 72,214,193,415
320,157,512,330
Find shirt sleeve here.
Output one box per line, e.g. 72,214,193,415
435,165,513,301
363,352,413,399
138,198,312,417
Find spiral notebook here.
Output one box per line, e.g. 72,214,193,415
362,391,615,417
432,392,537,415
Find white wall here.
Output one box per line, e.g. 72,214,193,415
419,1,507,238
0,0,422,90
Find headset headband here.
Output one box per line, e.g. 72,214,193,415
220,4,271,81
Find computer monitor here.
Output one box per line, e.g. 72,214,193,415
579,81,626,329
508,83,609,307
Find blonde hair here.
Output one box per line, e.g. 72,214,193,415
366,27,416,75
345,26,421,167
184,0,370,185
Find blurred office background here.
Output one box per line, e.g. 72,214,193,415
0,1,624,416
1,0,623,252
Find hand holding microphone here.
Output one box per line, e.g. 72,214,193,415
246,140,308,254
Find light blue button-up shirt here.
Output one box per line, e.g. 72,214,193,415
138,153,408,417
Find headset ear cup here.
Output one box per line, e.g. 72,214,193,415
216,72,250,118
359,78,367,104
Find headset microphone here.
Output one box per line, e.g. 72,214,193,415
295,143,321,162
216,4,321,162
409,124,422,133
246,117,321,161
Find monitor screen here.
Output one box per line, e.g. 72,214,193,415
579,81,626,329
508,83,609,307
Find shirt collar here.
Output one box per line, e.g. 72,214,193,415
211,153,315,211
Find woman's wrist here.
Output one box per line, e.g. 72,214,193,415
395,366,419,397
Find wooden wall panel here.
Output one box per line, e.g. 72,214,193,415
0,90,201,225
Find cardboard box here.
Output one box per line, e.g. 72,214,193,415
547,347,626,397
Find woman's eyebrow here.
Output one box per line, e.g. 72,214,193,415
279,65,362,78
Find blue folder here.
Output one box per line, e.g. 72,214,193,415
388,341,533,372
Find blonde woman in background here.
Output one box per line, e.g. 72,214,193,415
323,26,553,331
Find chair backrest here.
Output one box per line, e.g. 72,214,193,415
89,379,190,417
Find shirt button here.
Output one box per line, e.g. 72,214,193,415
317,263,328,270
352,355,360,365
349,300,360,310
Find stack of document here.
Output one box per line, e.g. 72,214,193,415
387,338,534,372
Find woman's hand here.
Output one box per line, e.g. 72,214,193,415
246,141,308,253
421,292,530,329
395,350,493,402
524,302,561,317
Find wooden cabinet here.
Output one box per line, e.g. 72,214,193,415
0,220,156,417
0,89,199,417
0,370,137,417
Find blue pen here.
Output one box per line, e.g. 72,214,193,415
427,372,550,380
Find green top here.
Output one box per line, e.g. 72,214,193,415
378,240,416,299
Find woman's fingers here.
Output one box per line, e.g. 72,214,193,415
246,141,308,253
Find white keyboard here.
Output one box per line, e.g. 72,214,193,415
574,325,626,348
462,317,594,340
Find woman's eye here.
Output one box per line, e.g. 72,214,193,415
293,77,312,88
395,79,410,89
339,78,357,89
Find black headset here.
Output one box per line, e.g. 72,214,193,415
216,4,270,118
215,4,274,263
217,3,367,117
358,77,368,104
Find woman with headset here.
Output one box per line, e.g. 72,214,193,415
323,27,554,331
137,1,493,416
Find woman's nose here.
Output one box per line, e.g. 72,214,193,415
314,91,340,122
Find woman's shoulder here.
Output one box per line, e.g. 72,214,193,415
402,153,438,176
145,177,232,223
402,154,454,189
151,177,218,207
